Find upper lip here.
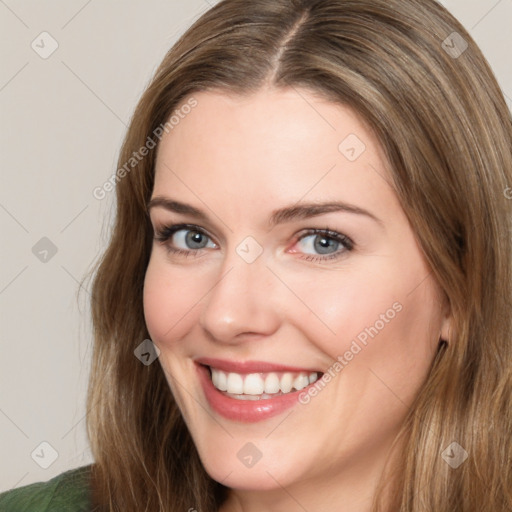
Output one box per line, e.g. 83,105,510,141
195,357,321,374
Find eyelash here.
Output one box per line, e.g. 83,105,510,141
153,223,354,263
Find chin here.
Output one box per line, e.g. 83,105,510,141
201,455,298,491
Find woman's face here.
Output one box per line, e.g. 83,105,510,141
143,87,451,503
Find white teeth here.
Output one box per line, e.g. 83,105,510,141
280,373,293,393
293,374,309,391
217,370,227,391
264,373,280,394
210,367,320,397
212,369,220,389
244,373,265,395
235,393,261,401
226,372,244,394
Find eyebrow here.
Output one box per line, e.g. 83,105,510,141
147,196,384,228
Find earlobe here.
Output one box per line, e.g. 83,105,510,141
436,293,453,345
439,308,453,345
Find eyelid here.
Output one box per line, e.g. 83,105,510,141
153,224,346,245
153,224,219,260
288,228,354,259
153,222,354,262
154,222,218,244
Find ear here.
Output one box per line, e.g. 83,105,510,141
439,299,453,343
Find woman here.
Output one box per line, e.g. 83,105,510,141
2,0,510,510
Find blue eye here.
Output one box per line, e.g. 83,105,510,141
293,229,353,262
154,224,216,255
153,224,354,262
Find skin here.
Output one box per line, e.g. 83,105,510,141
143,87,452,512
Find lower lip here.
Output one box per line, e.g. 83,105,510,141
196,364,311,423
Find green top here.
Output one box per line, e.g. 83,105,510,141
0,465,93,512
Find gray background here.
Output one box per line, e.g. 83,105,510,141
1,0,511,490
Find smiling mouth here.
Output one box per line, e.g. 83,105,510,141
205,366,323,400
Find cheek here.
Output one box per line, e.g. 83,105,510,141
283,263,439,372
142,257,203,347
275,265,401,356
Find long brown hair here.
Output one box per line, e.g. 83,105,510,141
83,0,512,510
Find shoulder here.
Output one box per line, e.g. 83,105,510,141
0,464,94,512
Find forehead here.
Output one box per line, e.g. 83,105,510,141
152,87,398,222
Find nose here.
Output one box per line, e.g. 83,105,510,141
198,248,281,344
